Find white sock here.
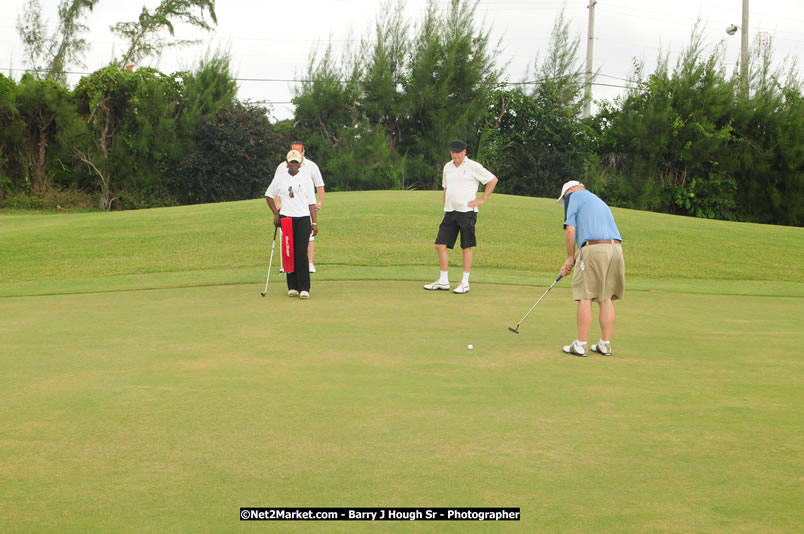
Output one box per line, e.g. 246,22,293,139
577,340,587,346
599,339,610,345
461,272,470,285
439,270,449,284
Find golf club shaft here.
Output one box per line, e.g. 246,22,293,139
514,274,563,327
262,226,278,295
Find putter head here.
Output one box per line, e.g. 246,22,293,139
260,292,266,297
508,327,519,334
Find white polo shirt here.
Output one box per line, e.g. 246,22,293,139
303,158,324,188
265,167,316,217
274,158,324,188
442,157,496,212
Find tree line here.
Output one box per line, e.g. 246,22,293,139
1,0,801,226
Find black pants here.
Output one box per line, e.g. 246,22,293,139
282,215,311,292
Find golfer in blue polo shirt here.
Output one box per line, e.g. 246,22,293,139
557,180,625,357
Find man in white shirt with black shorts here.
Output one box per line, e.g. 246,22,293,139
424,139,498,294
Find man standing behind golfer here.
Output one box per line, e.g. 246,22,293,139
265,150,318,299
424,140,498,294
557,180,624,356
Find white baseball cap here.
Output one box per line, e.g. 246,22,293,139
286,150,302,163
557,180,584,204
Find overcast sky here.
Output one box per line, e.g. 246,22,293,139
2,0,803,121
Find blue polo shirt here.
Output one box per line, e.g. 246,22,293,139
563,189,622,248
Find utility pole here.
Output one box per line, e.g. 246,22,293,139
740,0,749,98
583,0,597,118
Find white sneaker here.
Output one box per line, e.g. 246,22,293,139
453,282,470,294
287,289,299,297
424,281,450,291
591,341,612,356
309,264,316,273
300,291,310,300
562,340,587,357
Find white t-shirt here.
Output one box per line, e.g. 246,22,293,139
265,166,316,217
442,157,496,212
304,158,324,188
274,158,324,188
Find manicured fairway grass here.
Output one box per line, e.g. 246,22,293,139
2,191,802,296
1,192,803,532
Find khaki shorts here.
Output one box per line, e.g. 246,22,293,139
572,243,625,302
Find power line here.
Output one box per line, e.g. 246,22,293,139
0,66,632,88
591,82,630,89
3,67,95,75
596,73,631,82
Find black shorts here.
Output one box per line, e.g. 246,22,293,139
435,211,478,249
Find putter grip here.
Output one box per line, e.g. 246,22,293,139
556,274,563,282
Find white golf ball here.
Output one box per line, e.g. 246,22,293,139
467,344,474,350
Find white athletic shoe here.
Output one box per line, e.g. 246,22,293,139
309,264,316,273
423,281,450,291
453,283,470,294
562,340,587,357
591,341,612,356
287,289,299,297
300,291,310,300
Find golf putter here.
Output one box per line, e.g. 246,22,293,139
508,274,563,333
261,226,279,297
